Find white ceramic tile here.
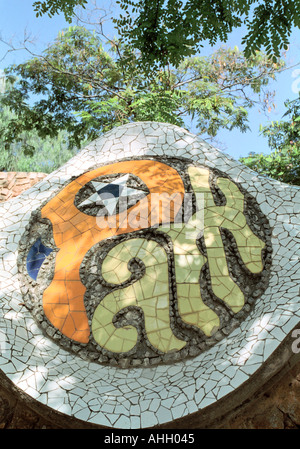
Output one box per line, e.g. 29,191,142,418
0,121,299,429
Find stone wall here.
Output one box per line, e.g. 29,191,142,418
221,360,300,429
0,172,47,202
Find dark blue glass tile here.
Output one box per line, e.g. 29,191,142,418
26,238,53,280
97,183,121,199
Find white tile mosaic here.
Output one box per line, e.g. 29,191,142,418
0,122,299,428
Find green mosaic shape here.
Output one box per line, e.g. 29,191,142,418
189,166,265,312
92,238,186,353
160,215,220,336
92,165,266,354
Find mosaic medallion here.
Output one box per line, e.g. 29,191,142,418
18,156,272,367
1,122,300,429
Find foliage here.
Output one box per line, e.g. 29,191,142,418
0,82,79,172
33,0,88,22
0,129,78,173
115,0,300,69
240,95,300,185
30,1,300,69
0,26,284,157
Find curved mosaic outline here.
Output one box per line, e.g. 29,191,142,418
0,122,300,428
17,157,272,368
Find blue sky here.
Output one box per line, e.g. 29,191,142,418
0,0,299,160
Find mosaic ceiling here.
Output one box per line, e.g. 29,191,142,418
0,122,299,429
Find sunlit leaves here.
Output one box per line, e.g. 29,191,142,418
0,26,284,159
114,0,300,69
33,0,88,22
240,95,300,185
0,93,77,172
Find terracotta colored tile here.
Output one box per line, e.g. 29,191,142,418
51,268,67,281
65,281,86,301
51,304,70,319
70,212,87,226
61,311,89,343
43,281,69,304
71,328,90,343
43,305,66,330
71,311,90,332
57,220,78,234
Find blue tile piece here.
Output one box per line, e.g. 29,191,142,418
78,174,146,215
96,183,121,199
26,238,53,280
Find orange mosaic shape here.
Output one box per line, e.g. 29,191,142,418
41,160,185,343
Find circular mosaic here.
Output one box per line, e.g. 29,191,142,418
17,156,272,368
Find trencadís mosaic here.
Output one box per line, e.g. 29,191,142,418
17,157,272,367
1,122,299,429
